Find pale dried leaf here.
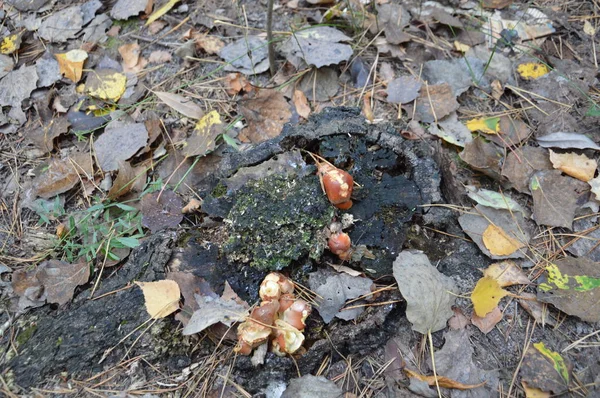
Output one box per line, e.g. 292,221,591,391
393,250,456,333
549,150,597,182
135,280,181,319
154,91,204,120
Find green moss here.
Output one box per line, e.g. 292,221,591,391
225,174,334,270
211,182,228,198
16,324,37,347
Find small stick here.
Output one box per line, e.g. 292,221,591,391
267,0,276,76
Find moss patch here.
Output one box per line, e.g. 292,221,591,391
224,173,334,271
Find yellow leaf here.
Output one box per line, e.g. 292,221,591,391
146,0,179,25
135,280,181,319
86,70,127,101
517,63,550,80
453,40,470,53
404,368,486,390
0,34,21,54
55,49,88,83
471,276,509,317
522,381,550,398
195,109,222,131
465,117,500,134
482,224,524,256
549,150,597,182
583,21,596,36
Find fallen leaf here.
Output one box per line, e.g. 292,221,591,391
460,137,504,179
549,150,597,182
238,89,292,143
583,20,596,36
466,116,500,135
141,190,184,233
431,329,499,394
1,33,21,54
458,205,531,260
517,63,550,80
537,132,600,151
404,369,486,390
195,34,225,55
182,198,202,213
490,116,529,146
111,0,150,20
589,175,600,200
94,123,148,172
34,158,79,199
293,89,311,119
148,50,172,64
146,0,179,25
377,3,411,44
167,271,217,325
36,259,90,305
465,186,525,214
28,116,70,153
308,269,373,323
529,170,589,228
224,73,253,95
448,307,471,330
422,58,475,96
481,0,513,8
182,110,223,157
502,146,552,193
155,91,204,120
328,263,363,277
118,42,141,69
413,83,459,123
520,342,571,394
219,36,269,75
522,381,551,398
386,76,421,104
393,250,456,334
135,280,181,319
518,292,555,326
54,49,88,83
428,112,472,147
279,26,353,68
0,65,38,121
281,375,344,398
107,160,139,200
86,69,127,101
38,6,83,42
537,258,600,322
182,293,249,335
483,260,530,287
297,67,339,101
471,305,502,333
482,224,525,256
471,276,509,317
0,54,14,79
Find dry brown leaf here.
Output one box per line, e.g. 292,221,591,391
483,260,530,287
293,89,311,119
36,259,90,305
448,306,471,330
182,110,223,157
549,150,597,182
148,20,167,34
34,158,79,199
404,368,487,390
135,280,181,319
182,198,202,213
148,50,172,64
413,83,459,123
119,42,141,69
482,224,524,256
195,34,225,55
481,0,513,8
154,91,204,120
238,89,292,143
518,292,555,326
471,305,502,334
224,73,253,95
107,160,138,200
328,263,363,277
54,49,88,83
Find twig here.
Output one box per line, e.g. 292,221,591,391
267,0,276,76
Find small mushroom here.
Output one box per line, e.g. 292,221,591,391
272,319,305,356
328,231,353,261
281,299,311,331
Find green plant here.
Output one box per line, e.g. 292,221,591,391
59,199,145,263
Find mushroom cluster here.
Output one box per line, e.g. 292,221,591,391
235,272,311,356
